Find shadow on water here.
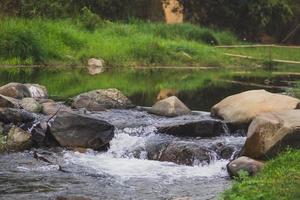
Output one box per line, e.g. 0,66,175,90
0,66,298,110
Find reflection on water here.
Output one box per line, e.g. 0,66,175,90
0,66,299,111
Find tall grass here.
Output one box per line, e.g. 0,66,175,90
0,18,238,67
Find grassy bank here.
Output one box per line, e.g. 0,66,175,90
222,150,300,200
0,18,238,67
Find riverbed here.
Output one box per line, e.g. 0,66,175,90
0,66,300,200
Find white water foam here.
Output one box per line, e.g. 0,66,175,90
63,126,230,181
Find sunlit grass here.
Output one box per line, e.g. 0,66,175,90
0,18,238,67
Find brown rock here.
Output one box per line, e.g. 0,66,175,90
42,102,72,116
0,83,31,99
157,89,178,101
211,90,299,125
149,96,190,117
227,156,264,177
0,94,20,108
243,110,300,159
7,126,32,151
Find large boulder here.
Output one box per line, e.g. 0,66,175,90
148,96,191,117
0,83,31,99
0,94,20,108
24,84,48,99
158,141,213,166
227,156,264,177
72,88,134,110
21,98,42,113
87,58,105,75
157,119,227,137
211,90,300,125
50,111,114,150
243,110,300,159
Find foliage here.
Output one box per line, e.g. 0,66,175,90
177,0,293,41
222,150,300,200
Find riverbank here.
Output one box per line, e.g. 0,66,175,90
222,150,300,200
0,18,238,67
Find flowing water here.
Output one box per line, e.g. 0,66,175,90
0,66,299,199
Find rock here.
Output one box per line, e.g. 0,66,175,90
157,119,227,137
7,126,32,151
227,156,264,177
159,141,213,166
42,101,72,116
24,84,48,99
21,98,42,113
211,90,300,125
87,58,105,75
0,83,31,99
50,111,114,150
72,88,134,110
0,108,36,124
157,89,178,101
56,196,92,200
149,96,191,117
243,110,300,159
0,94,20,108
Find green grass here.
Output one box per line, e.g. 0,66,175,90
221,47,300,62
222,150,300,200
0,18,238,67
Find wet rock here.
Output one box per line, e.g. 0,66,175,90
211,90,300,125
30,121,58,147
7,126,32,151
87,58,105,75
0,94,20,108
21,98,42,113
72,88,134,110
0,108,36,124
50,111,114,150
227,156,264,177
157,119,226,137
243,110,300,159
24,83,48,99
42,101,72,116
148,96,191,117
157,89,178,101
146,137,171,160
0,82,31,99
56,196,92,200
159,141,213,166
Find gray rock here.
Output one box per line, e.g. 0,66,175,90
72,88,134,110
157,119,227,137
50,111,114,150
21,98,42,113
24,83,48,99
0,108,36,124
158,141,213,166
148,96,191,117
227,156,264,177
